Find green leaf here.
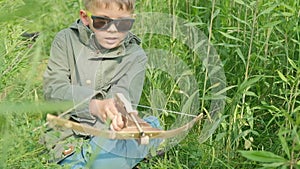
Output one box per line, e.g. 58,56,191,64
278,130,290,159
239,76,261,92
191,6,207,10
239,151,287,163
281,12,294,17
181,90,199,114
261,162,285,167
199,115,228,144
212,85,236,97
277,70,288,83
234,0,251,9
236,48,246,66
184,22,205,27
218,31,244,43
212,9,220,20
263,20,282,28
234,0,246,5
245,91,258,97
287,57,299,70
258,4,277,17
231,15,250,28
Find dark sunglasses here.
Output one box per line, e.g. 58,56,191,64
87,11,135,32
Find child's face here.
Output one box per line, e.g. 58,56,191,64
80,3,133,49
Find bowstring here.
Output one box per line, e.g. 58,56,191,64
132,104,197,118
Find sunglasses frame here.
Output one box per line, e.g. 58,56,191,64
86,11,135,32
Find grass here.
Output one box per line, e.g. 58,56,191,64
1,0,300,168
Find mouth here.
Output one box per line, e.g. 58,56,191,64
104,37,119,44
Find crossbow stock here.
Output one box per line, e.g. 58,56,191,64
47,93,203,145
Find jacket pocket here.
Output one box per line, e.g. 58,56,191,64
40,128,84,163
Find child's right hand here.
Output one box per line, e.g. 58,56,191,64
89,99,125,131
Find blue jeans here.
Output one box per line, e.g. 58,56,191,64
59,116,162,169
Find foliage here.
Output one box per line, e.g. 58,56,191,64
0,0,300,168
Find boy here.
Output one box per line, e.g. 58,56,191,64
43,0,161,168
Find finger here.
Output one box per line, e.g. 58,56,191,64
131,110,138,116
105,107,116,120
116,114,124,129
101,113,107,122
108,100,119,116
111,116,122,131
109,123,115,131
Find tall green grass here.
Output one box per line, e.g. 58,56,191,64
0,0,299,168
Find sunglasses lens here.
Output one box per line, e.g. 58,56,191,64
116,20,134,32
92,17,109,29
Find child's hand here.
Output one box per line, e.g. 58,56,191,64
89,99,125,131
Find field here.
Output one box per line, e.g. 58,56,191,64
0,0,299,168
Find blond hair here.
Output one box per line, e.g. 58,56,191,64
83,0,135,12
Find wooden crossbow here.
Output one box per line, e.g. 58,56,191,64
47,93,204,145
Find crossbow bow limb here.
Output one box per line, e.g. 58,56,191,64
47,93,204,145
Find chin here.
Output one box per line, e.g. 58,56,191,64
102,43,120,49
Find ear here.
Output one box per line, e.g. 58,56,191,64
80,10,89,26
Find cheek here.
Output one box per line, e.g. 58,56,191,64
119,32,128,39
93,31,105,41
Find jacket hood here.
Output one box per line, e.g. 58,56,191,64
69,19,141,48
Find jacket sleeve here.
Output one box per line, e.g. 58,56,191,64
106,45,147,108
43,30,96,103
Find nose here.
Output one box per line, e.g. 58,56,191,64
106,22,118,32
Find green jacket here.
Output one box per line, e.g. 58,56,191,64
42,19,147,162
43,19,146,124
